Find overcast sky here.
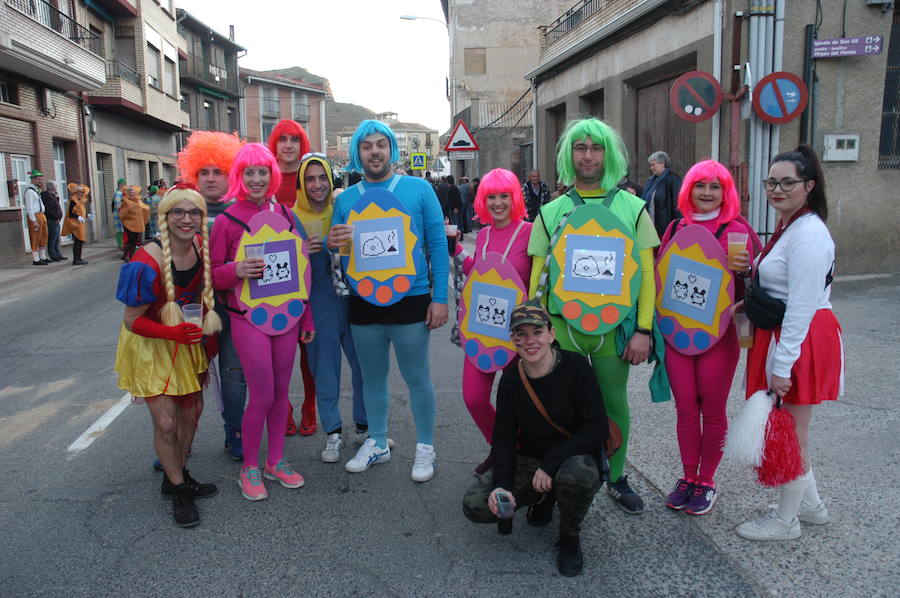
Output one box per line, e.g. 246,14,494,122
179,0,451,133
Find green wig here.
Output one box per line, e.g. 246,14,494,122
555,118,628,190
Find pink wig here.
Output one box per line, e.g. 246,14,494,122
677,159,741,225
473,168,526,224
224,143,282,202
267,120,311,161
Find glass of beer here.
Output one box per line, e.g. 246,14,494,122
339,224,353,257
734,311,754,349
727,232,749,271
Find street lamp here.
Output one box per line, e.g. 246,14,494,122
400,15,446,25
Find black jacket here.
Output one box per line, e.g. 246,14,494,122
642,170,682,237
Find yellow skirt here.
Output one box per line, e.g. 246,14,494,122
114,323,208,398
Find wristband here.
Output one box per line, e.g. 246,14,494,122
634,327,652,336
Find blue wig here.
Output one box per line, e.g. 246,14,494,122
348,119,400,173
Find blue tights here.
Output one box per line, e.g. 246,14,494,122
350,322,435,449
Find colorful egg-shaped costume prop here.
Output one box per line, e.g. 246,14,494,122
548,203,640,335
655,224,735,355
341,188,421,306
459,252,527,373
234,211,311,336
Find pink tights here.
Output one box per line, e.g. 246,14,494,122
665,326,739,486
462,359,499,443
230,315,299,469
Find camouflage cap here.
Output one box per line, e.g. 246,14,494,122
509,298,551,330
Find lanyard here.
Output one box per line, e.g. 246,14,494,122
481,220,526,263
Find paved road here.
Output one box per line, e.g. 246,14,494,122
0,243,896,597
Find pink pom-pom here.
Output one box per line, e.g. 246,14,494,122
755,407,804,487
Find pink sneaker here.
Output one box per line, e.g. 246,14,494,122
239,466,268,501
263,458,306,489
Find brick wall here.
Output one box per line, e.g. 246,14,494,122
243,82,261,142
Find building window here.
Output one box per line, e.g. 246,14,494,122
261,86,279,117
164,57,177,96
879,12,900,169
0,153,8,208
227,107,237,134
204,100,215,130
0,79,19,105
464,48,486,75
181,92,190,112
147,45,161,89
292,91,309,122
261,117,278,142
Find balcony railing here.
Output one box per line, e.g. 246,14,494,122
260,97,280,117
106,60,140,86
545,0,602,45
5,0,102,54
179,53,240,95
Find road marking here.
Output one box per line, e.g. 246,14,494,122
66,393,132,458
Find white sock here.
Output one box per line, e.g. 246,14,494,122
802,468,822,507
32,251,40,261
776,470,812,521
39,249,48,260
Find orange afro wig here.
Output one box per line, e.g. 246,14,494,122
176,131,244,187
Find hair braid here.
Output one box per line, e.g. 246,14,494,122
158,215,182,326
200,222,222,334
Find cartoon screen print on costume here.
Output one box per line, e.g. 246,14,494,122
247,240,298,293
565,234,625,293
468,281,515,339
661,256,721,325
342,182,422,306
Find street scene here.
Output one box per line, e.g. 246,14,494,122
1,0,899,596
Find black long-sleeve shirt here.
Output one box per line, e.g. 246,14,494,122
492,350,608,491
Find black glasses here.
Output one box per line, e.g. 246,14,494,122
169,208,203,219
762,178,807,192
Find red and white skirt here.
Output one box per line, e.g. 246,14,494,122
745,309,843,405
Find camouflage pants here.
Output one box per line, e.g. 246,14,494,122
462,453,600,538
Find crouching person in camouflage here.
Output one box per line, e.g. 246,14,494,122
462,299,609,576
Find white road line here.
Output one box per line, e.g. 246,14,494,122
66,393,132,458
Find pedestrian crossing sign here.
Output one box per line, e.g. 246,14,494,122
411,153,427,170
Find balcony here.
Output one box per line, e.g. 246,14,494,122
260,97,279,117
179,53,241,97
107,60,140,86
0,0,105,90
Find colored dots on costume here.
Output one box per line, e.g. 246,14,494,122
581,313,600,332
659,317,675,335
251,307,268,325
601,305,620,324
478,354,492,370
674,331,690,349
288,300,303,317
494,350,510,367
375,285,393,304
465,340,479,357
562,301,582,319
357,279,374,297
693,331,710,350
393,276,410,293
272,314,288,331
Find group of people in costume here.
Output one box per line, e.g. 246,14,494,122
112,114,842,575
23,168,93,266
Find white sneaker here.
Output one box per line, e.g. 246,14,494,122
321,433,343,463
411,443,436,482
768,500,829,525
736,510,801,541
344,438,391,473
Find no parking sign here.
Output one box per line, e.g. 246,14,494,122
669,71,722,123
752,72,808,125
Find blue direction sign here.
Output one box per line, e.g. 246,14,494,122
410,153,426,170
752,72,808,125
813,36,883,59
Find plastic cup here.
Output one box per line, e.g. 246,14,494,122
245,244,264,260
303,218,323,239
727,232,749,271
446,224,458,255
734,311,754,349
339,224,354,257
182,303,203,326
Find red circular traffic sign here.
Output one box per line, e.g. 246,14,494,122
752,71,808,125
669,71,723,123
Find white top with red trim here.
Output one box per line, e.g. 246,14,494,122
756,212,834,378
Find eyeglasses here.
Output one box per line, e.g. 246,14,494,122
169,208,203,219
762,178,807,192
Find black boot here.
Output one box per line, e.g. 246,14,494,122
527,492,556,527
556,535,583,577
171,483,199,528
161,469,218,499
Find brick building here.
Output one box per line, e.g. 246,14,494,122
240,68,327,150
176,9,244,135
0,0,104,262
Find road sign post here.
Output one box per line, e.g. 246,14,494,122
812,36,883,59
410,153,427,170
752,71,809,125
669,71,723,123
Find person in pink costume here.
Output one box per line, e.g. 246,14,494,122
658,160,760,515
209,143,315,501
453,168,532,468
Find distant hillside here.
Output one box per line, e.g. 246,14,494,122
262,67,329,91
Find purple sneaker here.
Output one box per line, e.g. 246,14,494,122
684,483,717,515
665,479,694,510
